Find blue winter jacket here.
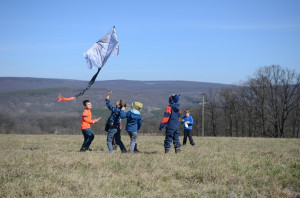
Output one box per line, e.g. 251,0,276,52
120,109,142,132
105,99,121,126
181,115,194,130
159,103,181,131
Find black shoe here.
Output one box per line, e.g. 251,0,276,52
87,148,92,151
121,149,127,153
175,147,181,153
134,144,140,152
80,148,86,152
165,148,170,153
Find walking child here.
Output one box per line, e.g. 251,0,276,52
80,100,100,152
159,94,181,153
105,91,127,153
181,109,195,146
120,102,143,153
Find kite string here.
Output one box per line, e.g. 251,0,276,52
75,67,102,98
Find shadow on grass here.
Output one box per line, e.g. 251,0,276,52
141,151,158,154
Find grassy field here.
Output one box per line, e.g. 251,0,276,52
0,135,299,198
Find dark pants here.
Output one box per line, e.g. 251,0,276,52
183,129,195,145
164,129,181,149
81,128,94,149
107,126,126,153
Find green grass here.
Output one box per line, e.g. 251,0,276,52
0,135,299,197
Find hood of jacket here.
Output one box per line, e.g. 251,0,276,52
169,103,180,112
130,109,140,115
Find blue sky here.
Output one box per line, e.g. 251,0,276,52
0,0,299,84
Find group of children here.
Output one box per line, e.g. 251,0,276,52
80,91,195,153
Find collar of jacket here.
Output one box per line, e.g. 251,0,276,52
130,109,140,114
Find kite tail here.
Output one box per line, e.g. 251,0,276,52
74,67,102,98
57,67,102,102
58,93,75,102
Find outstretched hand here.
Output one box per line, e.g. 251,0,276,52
106,91,112,99
94,117,101,123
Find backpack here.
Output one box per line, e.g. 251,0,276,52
104,116,122,132
105,117,110,132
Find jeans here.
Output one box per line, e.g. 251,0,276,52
164,129,181,149
107,126,126,153
183,129,195,145
127,132,137,152
81,128,94,149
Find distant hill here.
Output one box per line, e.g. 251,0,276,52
0,77,234,134
0,77,230,93
0,77,233,116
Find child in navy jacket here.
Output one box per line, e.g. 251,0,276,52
120,102,143,153
181,109,195,146
105,91,127,153
159,94,181,153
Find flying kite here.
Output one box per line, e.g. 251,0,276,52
58,26,119,102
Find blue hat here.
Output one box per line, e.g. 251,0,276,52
169,94,180,104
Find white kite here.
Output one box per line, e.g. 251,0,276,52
58,26,119,102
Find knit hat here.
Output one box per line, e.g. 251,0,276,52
169,94,180,104
132,102,143,110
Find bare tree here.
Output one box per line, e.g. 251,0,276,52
249,65,300,137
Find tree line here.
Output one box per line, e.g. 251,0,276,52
191,65,300,138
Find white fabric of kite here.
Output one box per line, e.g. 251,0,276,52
58,26,119,102
84,26,119,69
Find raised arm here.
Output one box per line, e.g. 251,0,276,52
120,107,130,119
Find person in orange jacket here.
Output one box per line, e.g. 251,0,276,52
80,100,100,152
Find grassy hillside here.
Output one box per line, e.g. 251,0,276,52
1,135,299,197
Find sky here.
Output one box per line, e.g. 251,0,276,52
0,0,299,84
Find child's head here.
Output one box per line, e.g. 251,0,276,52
169,94,180,104
132,102,143,110
185,109,190,116
83,100,92,109
116,100,126,109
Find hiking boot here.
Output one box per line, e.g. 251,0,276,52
175,147,181,153
80,148,86,152
134,144,140,152
165,148,170,153
121,149,127,153
87,148,93,151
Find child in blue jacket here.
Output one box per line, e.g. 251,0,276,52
181,109,195,146
159,94,181,153
120,102,143,153
105,91,127,153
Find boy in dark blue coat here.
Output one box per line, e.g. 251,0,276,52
159,94,181,153
120,102,143,153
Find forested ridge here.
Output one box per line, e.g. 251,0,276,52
1,65,299,137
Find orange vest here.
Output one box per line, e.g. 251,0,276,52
81,109,95,130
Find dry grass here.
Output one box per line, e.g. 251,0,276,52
0,134,299,197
